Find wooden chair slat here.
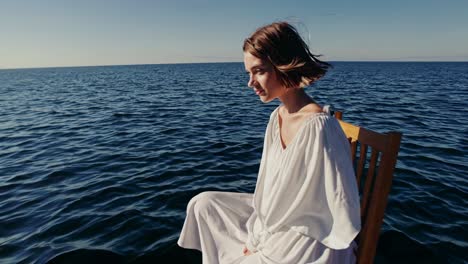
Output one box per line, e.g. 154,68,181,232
360,148,379,222
351,141,358,164
367,148,379,182
356,143,368,185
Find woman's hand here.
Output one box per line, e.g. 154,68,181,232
243,246,252,256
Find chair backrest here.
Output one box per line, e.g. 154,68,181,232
334,111,402,264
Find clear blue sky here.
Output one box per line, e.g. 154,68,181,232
1,0,467,68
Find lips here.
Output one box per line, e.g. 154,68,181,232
254,88,265,96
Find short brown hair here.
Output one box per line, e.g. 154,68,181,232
243,21,331,88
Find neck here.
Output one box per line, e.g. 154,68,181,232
278,88,314,114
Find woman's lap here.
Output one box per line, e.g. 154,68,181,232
179,191,254,263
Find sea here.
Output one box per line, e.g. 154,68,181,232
0,62,467,264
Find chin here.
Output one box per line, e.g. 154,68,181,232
259,96,274,103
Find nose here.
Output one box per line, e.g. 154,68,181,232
247,74,256,88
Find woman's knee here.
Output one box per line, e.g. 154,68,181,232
188,191,220,215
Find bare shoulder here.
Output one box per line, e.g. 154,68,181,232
301,103,323,115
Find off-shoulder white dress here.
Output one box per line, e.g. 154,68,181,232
178,106,361,264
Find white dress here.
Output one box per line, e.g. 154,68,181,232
178,106,361,264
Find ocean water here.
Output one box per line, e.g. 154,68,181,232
0,62,467,264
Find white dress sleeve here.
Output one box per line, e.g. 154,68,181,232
292,115,361,249
318,117,361,248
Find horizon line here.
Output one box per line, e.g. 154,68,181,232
1,60,467,70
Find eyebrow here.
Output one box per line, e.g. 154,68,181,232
245,64,266,73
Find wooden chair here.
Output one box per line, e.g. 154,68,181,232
334,111,402,264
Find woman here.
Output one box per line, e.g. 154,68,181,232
178,21,361,264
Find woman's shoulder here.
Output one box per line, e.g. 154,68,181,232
278,103,331,118
302,104,334,125
268,103,337,130
301,106,345,138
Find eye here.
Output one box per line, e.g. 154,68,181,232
254,68,264,74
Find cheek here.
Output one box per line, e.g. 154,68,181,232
261,74,275,87
266,72,281,86
266,77,282,91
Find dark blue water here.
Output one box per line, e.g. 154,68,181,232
1,62,467,264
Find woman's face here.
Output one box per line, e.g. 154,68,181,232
243,52,286,103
